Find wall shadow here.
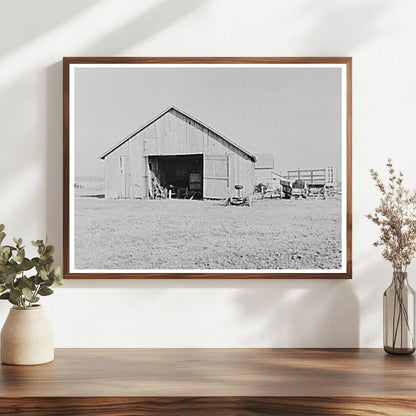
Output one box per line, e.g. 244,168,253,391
46,62,63,264
232,279,359,347
288,0,393,53
81,0,205,56
0,0,101,57
58,277,360,348
45,0,205,264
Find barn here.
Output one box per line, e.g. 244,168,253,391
99,106,256,200
255,153,275,185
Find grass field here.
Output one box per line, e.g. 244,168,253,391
74,197,342,270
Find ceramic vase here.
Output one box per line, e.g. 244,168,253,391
1,305,54,365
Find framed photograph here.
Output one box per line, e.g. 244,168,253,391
63,57,352,279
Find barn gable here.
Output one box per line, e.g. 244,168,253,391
99,106,256,162
255,153,274,170
100,106,256,200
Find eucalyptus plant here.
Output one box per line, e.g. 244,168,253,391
0,224,62,309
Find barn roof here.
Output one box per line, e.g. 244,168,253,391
255,153,274,169
98,106,256,162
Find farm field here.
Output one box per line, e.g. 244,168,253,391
74,197,342,270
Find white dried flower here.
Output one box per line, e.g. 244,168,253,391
367,159,416,272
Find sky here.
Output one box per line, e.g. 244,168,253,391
73,65,343,180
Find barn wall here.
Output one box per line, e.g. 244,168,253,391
104,132,146,199
255,168,274,185
105,146,123,198
105,109,255,198
228,152,255,197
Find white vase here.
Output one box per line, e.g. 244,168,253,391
1,305,54,365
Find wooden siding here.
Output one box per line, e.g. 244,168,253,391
255,168,274,185
103,109,255,199
203,154,229,199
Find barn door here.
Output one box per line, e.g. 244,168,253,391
203,155,229,199
120,155,130,198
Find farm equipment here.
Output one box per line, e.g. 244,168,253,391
323,184,339,198
286,166,340,199
255,182,282,199
280,179,292,199
278,178,308,199
149,171,167,199
308,184,339,199
225,185,252,207
292,179,308,199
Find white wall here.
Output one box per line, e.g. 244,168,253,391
0,0,415,347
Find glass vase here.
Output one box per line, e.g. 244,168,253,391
383,271,415,355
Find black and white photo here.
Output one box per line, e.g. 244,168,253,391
63,58,352,278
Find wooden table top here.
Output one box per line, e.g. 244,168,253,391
1,348,415,398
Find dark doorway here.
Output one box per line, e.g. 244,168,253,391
148,154,203,199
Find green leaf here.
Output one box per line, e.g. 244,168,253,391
20,258,33,271
0,247,11,263
38,287,53,296
52,267,63,285
42,275,54,287
2,272,16,285
0,224,5,232
39,269,48,281
34,275,43,285
17,276,35,290
8,297,18,306
4,245,17,251
43,256,54,266
0,286,7,294
9,288,21,301
0,291,17,306
0,246,10,255
0,250,9,265
45,245,55,256
32,240,43,247
0,232,6,244
22,287,34,301
12,237,23,249
17,248,25,263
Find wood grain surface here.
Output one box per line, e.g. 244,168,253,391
1,397,416,416
1,348,414,415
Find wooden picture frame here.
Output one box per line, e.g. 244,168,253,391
63,57,352,279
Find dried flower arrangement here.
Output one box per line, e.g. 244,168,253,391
367,159,416,354
367,159,416,272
